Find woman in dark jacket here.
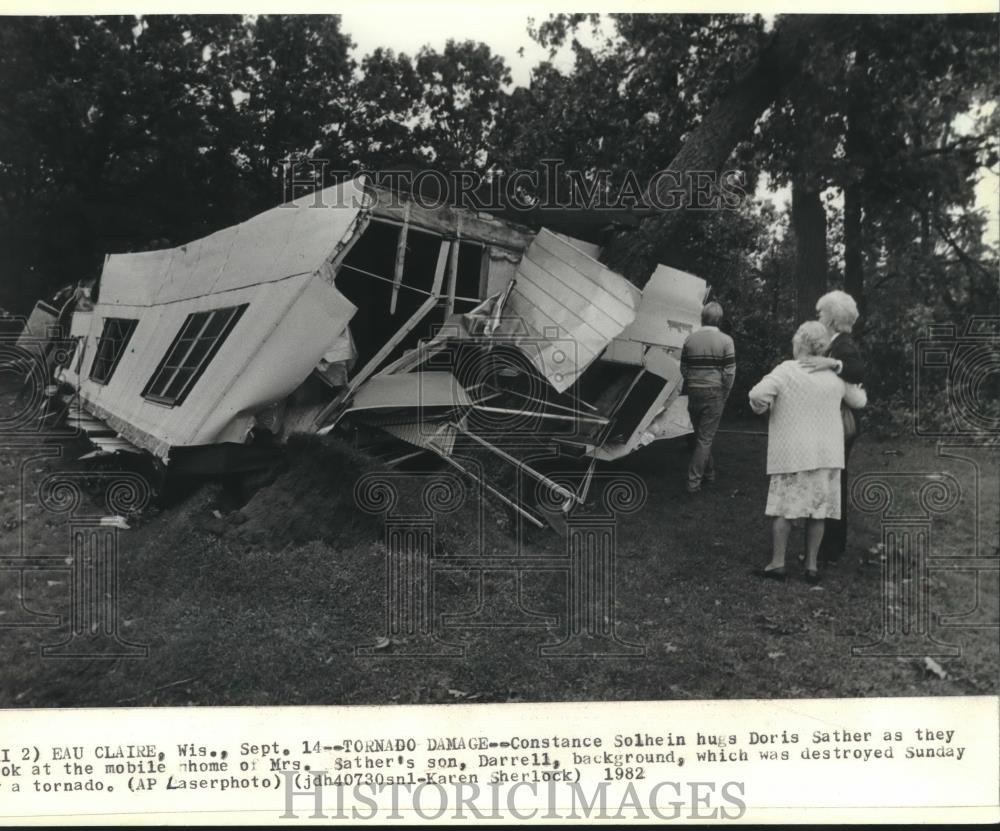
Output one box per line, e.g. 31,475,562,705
800,290,866,563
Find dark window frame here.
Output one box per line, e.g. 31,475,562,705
89,317,139,385
141,304,247,407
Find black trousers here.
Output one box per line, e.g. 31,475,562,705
819,434,857,560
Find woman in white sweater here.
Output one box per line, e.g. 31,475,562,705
748,321,867,583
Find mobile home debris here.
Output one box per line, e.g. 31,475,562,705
24,177,710,526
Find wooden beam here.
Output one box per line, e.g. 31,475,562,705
477,242,490,301
313,240,451,430
389,203,410,316
470,405,608,426
368,186,533,252
444,218,462,318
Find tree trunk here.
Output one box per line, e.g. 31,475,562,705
601,14,853,287
843,183,864,311
792,175,827,323
843,47,867,318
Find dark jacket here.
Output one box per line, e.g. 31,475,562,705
829,332,865,386
829,332,865,441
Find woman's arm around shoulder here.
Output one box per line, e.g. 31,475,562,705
748,361,790,415
833,335,866,384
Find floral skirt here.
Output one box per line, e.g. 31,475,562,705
765,468,841,520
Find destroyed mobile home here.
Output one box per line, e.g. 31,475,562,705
23,177,710,527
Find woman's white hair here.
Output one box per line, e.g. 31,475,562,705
816,290,859,333
792,320,831,359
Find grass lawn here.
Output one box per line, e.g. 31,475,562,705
1,383,997,707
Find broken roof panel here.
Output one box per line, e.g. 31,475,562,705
342,371,471,416
99,178,369,308
616,263,708,352
367,185,533,253
550,231,603,261
494,228,640,393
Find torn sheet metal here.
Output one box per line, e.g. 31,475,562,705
90,436,144,455
587,346,684,461
313,326,357,387
484,246,520,297
321,327,357,365
640,394,694,444
100,178,370,307
78,449,112,461
615,263,708,352
343,371,471,415
462,280,516,339
492,229,640,392
550,231,603,260
57,310,93,388
378,326,455,376
17,300,60,344
601,339,646,366
381,420,457,456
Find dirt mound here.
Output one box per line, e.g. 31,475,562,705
229,435,516,557
230,434,385,550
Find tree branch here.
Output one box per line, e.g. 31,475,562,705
930,212,995,283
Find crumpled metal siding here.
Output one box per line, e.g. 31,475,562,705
494,229,641,392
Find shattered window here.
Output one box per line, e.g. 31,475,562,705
89,317,138,384
453,241,485,314
337,221,446,371
142,304,247,406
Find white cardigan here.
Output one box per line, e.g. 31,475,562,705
748,361,867,475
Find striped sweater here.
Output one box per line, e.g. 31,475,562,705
680,326,736,392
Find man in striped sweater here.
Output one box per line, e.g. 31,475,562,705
680,301,737,494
